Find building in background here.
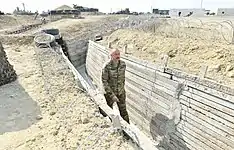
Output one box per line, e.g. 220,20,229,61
0,11,4,15
217,8,234,16
49,5,80,16
72,4,99,15
152,9,169,15
169,8,206,17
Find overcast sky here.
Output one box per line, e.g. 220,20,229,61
0,0,234,13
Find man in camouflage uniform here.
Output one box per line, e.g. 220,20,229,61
101,48,130,124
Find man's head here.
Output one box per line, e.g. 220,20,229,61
110,48,120,61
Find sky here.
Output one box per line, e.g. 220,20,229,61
0,0,234,13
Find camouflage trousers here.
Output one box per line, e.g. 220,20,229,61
99,92,130,124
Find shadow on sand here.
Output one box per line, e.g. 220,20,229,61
0,80,41,135
150,113,189,150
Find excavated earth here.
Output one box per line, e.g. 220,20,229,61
0,15,139,150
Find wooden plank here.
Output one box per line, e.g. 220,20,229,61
125,59,172,83
182,105,234,138
172,132,201,150
127,97,146,120
187,87,234,111
91,42,169,80
168,68,234,96
89,43,175,88
169,137,189,150
86,59,102,73
170,134,196,150
173,75,234,103
181,111,234,146
126,70,177,93
178,120,232,150
86,57,102,70
86,57,105,69
89,40,164,72
180,114,234,149
86,53,106,67
127,96,174,142
127,105,145,130
126,77,172,108
175,127,214,150
127,88,176,134
126,67,177,98
180,95,234,129
125,82,170,115
182,90,234,117
86,66,100,86
128,105,180,149
126,71,176,103
86,65,101,84
180,94,234,124
181,104,234,139
177,124,223,150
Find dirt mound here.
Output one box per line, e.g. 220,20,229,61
0,35,34,45
0,15,36,29
101,28,234,87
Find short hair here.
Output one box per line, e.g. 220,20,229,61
109,48,120,56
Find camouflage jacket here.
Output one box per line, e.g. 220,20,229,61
102,59,126,98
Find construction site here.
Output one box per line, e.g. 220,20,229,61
0,3,234,150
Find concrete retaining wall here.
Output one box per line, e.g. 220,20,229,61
86,40,234,150
66,39,88,69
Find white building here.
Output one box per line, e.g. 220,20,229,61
217,8,234,16
169,8,206,17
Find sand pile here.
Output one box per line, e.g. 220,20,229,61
102,28,234,87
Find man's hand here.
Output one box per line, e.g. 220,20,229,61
112,95,120,103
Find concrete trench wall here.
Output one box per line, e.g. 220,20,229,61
66,39,88,69
85,41,234,150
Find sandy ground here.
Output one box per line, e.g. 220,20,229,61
101,17,234,87
0,15,40,32
0,19,139,150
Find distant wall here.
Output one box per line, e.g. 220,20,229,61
170,9,205,17
217,8,234,16
86,41,234,150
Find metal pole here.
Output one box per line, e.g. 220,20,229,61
201,0,204,9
